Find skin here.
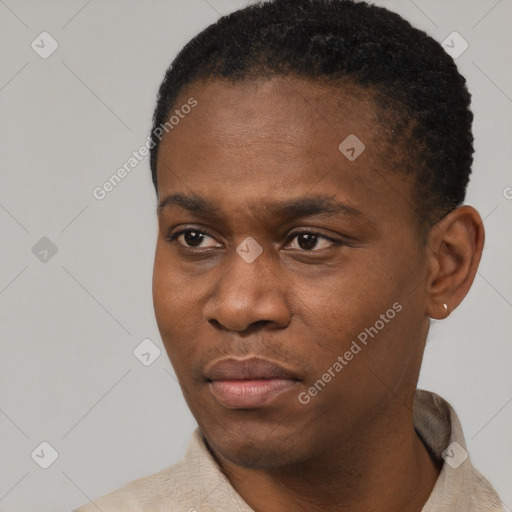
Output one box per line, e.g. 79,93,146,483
152,76,484,512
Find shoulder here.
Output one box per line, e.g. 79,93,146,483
72,459,197,512
73,429,213,512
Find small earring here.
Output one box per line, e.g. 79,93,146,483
443,303,449,317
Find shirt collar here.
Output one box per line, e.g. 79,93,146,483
186,389,504,511
414,390,504,511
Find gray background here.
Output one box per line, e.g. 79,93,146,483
0,0,510,510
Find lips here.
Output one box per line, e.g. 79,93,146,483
205,357,300,409
205,357,299,381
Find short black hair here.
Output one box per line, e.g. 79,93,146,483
150,0,473,229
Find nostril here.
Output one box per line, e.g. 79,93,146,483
207,318,272,333
208,319,224,330
249,320,271,330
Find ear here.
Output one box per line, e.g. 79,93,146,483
424,206,485,319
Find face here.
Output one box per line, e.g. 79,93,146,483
153,76,431,470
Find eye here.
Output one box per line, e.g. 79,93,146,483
167,228,341,252
167,228,221,249
285,231,338,251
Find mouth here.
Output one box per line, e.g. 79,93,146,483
204,357,300,409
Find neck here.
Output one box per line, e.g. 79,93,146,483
210,400,441,512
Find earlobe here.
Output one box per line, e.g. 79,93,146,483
425,206,484,319
427,302,449,320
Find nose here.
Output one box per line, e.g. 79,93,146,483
203,249,291,333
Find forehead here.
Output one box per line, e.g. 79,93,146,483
161,76,379,156
155,76,414,225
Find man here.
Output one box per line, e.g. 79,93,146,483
75,0,504,510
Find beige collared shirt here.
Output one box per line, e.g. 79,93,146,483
74,390,504,511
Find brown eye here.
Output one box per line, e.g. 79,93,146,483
286,232,337,251
168,229,221,249
182,231,205,247
298,233,318,250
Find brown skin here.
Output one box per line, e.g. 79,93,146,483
152,76,484,512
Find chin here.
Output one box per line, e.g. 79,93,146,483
201,417,307,470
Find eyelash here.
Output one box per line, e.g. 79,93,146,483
166,228,342,251
166,227,217,246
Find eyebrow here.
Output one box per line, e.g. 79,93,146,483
158,193,363,220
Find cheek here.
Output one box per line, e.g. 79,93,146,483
153,245,179,326
152,243,195,349
295,245,422,367
152,241,212,370
153,239,204,315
